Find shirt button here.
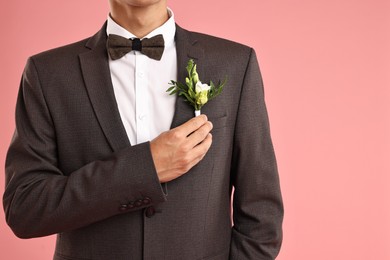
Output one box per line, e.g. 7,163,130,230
138,114,147,121
137,71,144,78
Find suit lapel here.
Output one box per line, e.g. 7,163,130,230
170,25,205,129
79,24,131,151
78,23,204,151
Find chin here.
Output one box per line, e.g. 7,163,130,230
122,0,164,7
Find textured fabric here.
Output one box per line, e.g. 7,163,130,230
107,34,165,61
3,22,283,260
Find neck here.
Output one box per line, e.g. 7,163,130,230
109,1,169,38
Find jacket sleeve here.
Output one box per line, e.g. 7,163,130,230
229,49,284,259
3,58,167,239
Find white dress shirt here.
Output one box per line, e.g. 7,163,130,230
106,9,177,145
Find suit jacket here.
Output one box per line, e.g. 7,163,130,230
3,23,283,260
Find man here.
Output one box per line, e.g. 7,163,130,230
3,0,283,259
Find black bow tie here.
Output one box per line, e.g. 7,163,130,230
107,34,165,61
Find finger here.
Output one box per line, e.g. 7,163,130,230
190,133,212,158
174,114,208,137
186,121,213,148
178,134,212,173
184,134,212,170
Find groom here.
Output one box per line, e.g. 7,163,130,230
3,0,283,259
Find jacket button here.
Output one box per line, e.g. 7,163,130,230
145,206,155,218
135,200,143,207
119,204,128,211
128,202,135,209
142,197,152,205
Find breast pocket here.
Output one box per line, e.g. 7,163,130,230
209,115,227,131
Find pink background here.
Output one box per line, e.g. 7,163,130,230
1,0,389,259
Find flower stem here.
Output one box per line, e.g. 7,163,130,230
194,110,201,117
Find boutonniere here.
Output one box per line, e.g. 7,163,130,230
166,59,227,116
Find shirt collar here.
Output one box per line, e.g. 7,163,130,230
106,7,176,48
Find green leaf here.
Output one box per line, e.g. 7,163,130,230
207,76,228,101
166,86,175,92
182,92,196,106
177,81,188,92
188,85,196,98
170,89,179,95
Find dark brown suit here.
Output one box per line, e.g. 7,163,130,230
3,23,283,259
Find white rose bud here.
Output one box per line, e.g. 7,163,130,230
195,81,211,93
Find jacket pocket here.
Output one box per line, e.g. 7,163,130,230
209,115,227,130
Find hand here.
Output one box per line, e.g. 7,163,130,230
150,115,213,183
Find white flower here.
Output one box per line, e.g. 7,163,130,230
195,81,211,105
195,81,211,93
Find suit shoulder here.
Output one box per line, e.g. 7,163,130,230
187,30,253,55
179,28,255,66
29,37,91,64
